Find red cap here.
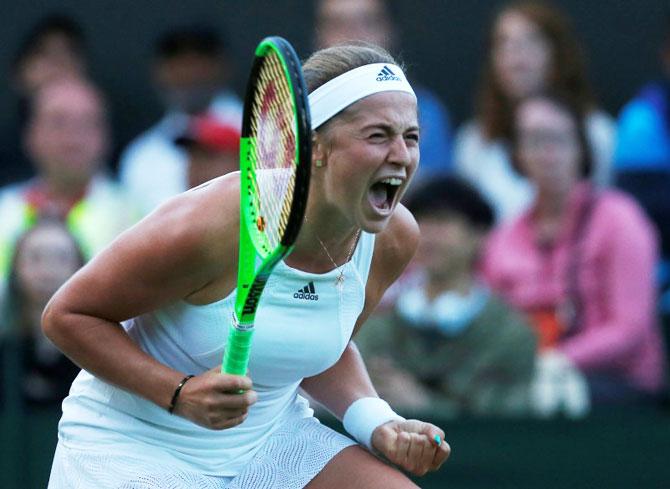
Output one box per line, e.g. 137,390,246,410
175,115,241,153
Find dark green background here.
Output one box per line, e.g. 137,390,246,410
2,406,669,488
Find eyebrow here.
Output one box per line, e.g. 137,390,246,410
359,122,420,133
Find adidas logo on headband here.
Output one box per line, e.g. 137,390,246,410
309,63,416,129
376,65,401,82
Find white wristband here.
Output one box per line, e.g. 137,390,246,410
342,397,405,450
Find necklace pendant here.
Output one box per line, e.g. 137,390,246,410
335,270,345,288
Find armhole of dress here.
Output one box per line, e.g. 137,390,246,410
351,232,376,287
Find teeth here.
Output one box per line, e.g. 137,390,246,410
380,177,402,186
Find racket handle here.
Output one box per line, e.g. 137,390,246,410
222,326,255,376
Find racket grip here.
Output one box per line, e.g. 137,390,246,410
222,326,255,376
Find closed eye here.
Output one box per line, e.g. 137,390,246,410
368,132,387,141
405,132,420,144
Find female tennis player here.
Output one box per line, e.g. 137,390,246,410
43,43,450,488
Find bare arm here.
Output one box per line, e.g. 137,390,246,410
42,175,256,428
300,204,419,416
301,206,450,475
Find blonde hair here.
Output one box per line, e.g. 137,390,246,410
303,42,400,94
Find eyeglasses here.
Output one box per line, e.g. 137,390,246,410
518,129,577,150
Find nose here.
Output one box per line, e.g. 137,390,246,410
387,135,413,168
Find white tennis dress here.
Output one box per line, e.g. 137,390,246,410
48,232,376,488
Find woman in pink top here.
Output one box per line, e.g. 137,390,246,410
482,91,666,401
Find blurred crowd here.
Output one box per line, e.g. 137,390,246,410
1,0,669,419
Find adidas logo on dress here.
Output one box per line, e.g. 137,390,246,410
376,65,401,82
294,281,319,301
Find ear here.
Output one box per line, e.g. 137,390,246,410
312,132,327,168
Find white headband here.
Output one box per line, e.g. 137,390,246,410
308,63,416,130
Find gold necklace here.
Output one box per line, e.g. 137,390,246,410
314,229,362,288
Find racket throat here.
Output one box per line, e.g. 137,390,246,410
232,311,255,332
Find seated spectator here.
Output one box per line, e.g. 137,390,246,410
482,91,666,405
454,1,615,221
0,220,83,407
2,13,89,187
314,0,453,185
174,114,240,188
355,176,537,417
118,25,242,215
0,78,138,290
615,16,670,319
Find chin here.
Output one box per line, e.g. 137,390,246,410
361,222,386,234
359,209,394,234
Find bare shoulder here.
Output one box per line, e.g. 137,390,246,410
152,173,241,302
173,174,240,250
128,173,240,270
49,173,242,321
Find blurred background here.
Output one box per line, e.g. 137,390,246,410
0,0,666,166
1,1,670,488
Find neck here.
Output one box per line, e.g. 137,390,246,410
286,202,361,273
425,269,474,300
535,187,570,220
41,175,90,201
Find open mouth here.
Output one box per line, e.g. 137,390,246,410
368,177,403,213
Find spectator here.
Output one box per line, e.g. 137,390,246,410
2,14,89,187
0,78,138,290
118,26,242,215
482,91,666,405
314,0,453,185
356,175,537,417
454,1,615,222
11,14,87,96
0,220,83,406
174,114,240,188
614,15,670,314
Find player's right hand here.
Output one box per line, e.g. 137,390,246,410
173,367,257,430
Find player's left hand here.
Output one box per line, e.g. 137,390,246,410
371,419,450,476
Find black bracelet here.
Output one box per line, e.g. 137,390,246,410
168,375,195,414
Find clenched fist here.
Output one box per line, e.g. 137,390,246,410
372,419,450,476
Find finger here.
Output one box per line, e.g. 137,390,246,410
225,412,249,428
211,411,249,430
217,390,258,408
418,435,437,475
215,373,253,393
414,422,445,448
372,424,398,459
394,431,412,467
199,391,256,422
205,366,252,377
212,407,250,419
200,369,253,393
406,433,427,474
431,439,451,470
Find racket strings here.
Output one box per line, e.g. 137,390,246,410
249,52,298,250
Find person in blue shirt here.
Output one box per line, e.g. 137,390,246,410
314,0,453,185
615,17,670,309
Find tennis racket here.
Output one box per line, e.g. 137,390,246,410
222,36,311,376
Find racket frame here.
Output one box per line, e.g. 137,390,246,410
222,36,311,375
